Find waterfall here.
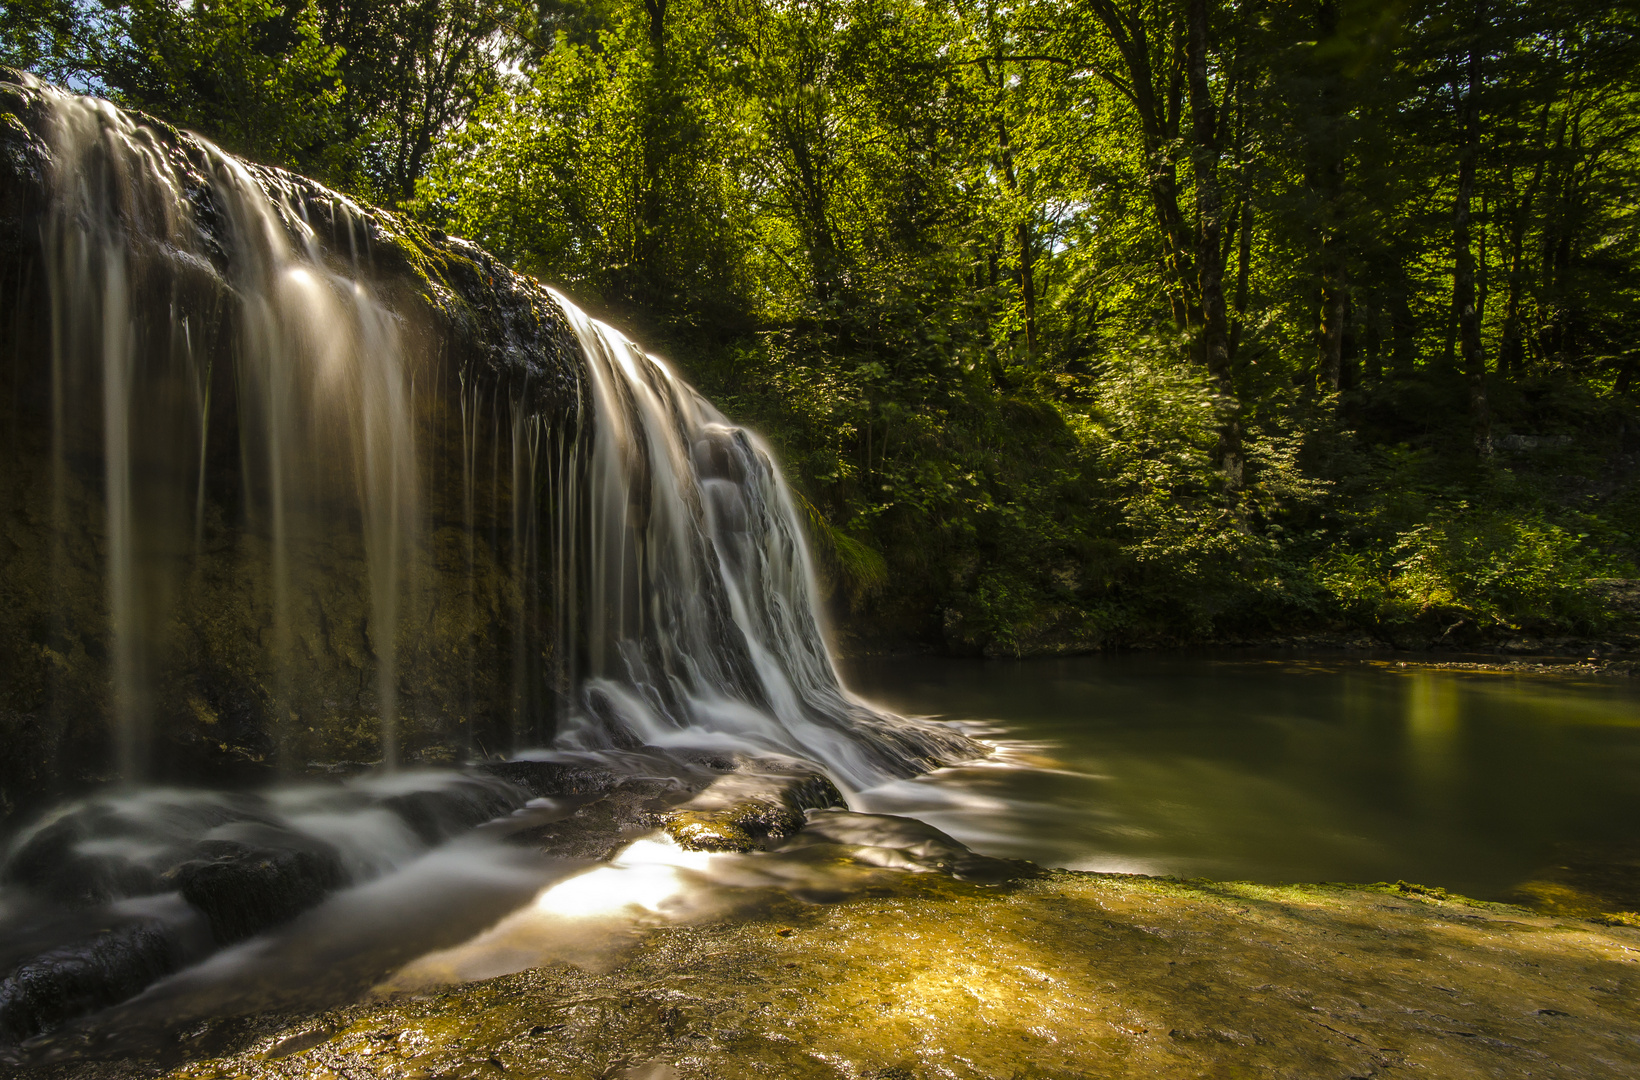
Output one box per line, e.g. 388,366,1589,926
547,298,972,789
2,75,974,803
33,81,420,775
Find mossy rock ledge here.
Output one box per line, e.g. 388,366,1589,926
14,869,1639,1080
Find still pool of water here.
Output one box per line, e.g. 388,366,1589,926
847,653,1640,905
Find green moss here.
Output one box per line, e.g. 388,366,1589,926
104,869,1640,1080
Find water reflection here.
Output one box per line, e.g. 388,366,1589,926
845,653,1640,903
1405,672,1461,813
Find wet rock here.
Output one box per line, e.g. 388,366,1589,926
479,760,620,799
1,796,276,906
71,872,1640,1080
376,775,527,845
850,715,987,774
663,771,845,853
511,779,696,861
786,810,1038,883
691,429,747,485
0,811,166,906
663,749,739,772
172,834,346,946
0,917,192,1045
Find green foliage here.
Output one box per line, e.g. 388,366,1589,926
110,0,346,172
1318,509,1613,634
0,0,91,85
9,0,1640,650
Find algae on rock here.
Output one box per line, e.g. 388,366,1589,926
27,870,1640,1080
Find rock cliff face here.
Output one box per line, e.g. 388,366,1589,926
0,70,585,826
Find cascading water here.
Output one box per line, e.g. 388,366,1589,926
2,74,972,800
549,300,975,790
30,81,424,779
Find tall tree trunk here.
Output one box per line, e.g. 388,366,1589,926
1085,1,1200,332
1317,271,1348,393
1363,302,1382,382
1229,192,1252,360
997,111,1038,357
1390,276,1417,378
1227,58,1252,362
1311,0,1348,398
1499,81,1555,376
1018,219,1038,356
1452,3,1491,454
1186,0,1240,491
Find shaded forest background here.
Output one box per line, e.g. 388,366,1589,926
7,0,1640,655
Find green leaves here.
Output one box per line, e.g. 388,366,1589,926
112,0,346,171
14,0,1639,648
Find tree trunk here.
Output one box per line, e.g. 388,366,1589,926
1390,278,1417,378
1317,271,1347,394
1229,193,1252,360
1310,0,1348,399
1084,1,1199,332
1452,2,1491,454
1363,301,1382,382
1186,0,1240,491
997,111,1038,357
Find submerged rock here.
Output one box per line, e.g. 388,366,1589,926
479,760,621,799
375,775,527,846
783,809,1036,883
0,771,541,1047
0,914,201,1047
507,778,700,861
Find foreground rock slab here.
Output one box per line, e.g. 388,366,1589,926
33,871,1640,1079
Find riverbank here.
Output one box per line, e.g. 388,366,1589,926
838,629,1640,669
20,869,1640,1080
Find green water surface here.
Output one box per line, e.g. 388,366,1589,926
846,653,1640,906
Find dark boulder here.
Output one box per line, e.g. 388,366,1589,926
787,810,1041,883
479,760,620,799
509,778,696,860
172,833,347,946
663,770,846,853
0,795,277,906
0,915,197,1045
0,810,165,906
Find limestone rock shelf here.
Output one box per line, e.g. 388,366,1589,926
18,870,1640,1079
